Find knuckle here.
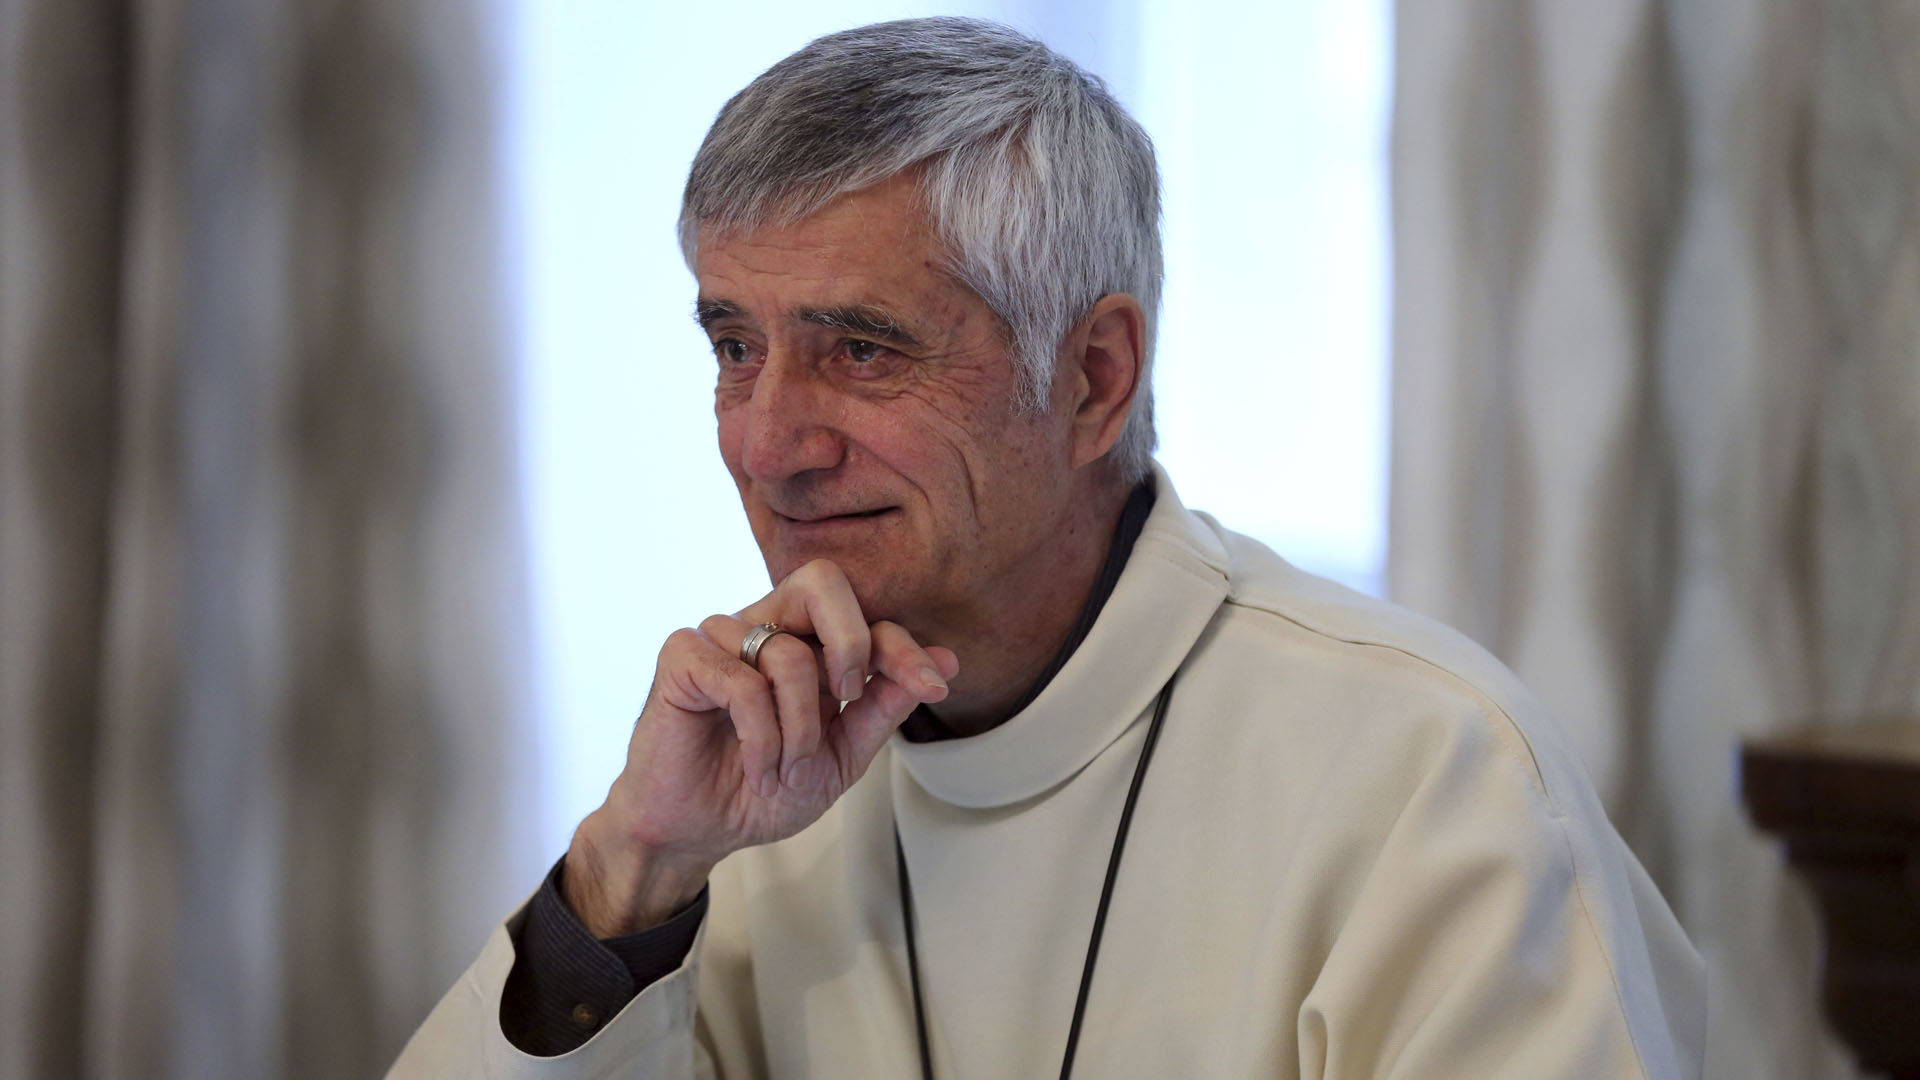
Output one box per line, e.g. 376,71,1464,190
662,626,706,657
869,621,913,654
694,646,744,685
794,558,844,591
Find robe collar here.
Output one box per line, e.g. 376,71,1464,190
899,477,1157,743
890,463,1231,810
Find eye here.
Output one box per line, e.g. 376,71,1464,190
713,337,754,366
839,339,901,380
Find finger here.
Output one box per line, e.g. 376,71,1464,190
827,672,925,785
697,613,836,792
698,614,821,791
658,628,782,797
926,646,960,684
751,631,828,790
741,560,873,703
826,645,959,787
869,621,954,703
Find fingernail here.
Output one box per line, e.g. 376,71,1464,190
758,767,779,798
784,754,816,791
918,666,946,692
840,672,863,701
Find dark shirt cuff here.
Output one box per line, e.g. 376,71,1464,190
499,856,709,1056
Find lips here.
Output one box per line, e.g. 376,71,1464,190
781,507,897,524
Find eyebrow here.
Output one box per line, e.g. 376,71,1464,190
694,297,929,352
693,298,740,331
796,304,927,351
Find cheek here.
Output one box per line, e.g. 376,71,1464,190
847,408,969,497
714,407,748,476
976,416,1074,513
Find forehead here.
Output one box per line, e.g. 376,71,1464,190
692,177,964,316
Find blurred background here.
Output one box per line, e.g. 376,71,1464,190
2,0,1914,1077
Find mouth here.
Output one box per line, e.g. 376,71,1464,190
779,506,900,526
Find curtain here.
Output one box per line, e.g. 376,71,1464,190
1391,1,1919,1077
0,1,539,1077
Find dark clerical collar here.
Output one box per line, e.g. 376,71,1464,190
899,478,1158,743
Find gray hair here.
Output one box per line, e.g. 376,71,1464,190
679,17,1162,482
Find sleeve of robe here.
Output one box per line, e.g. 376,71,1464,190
385,850,766,1080
1293,686,1707,1080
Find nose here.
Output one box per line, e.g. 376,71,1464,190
737,354,845,482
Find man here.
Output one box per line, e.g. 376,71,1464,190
394,17,1704,1079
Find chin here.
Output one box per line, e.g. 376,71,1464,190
834,566,910,623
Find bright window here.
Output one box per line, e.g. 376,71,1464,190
507,1,1391,855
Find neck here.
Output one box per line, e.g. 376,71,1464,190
917,474,1133,738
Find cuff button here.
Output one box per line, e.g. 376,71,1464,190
570,1003,600,1029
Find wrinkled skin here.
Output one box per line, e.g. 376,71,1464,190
565,175,1145,935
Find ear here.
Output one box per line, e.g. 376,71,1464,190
1060,294,1146,470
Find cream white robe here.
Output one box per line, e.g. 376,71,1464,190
392,465,1706,1078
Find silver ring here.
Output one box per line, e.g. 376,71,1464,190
738,622,789,667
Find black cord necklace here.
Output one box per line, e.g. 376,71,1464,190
894,675,1178,1080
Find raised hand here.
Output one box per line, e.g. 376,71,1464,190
563,559,959,937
